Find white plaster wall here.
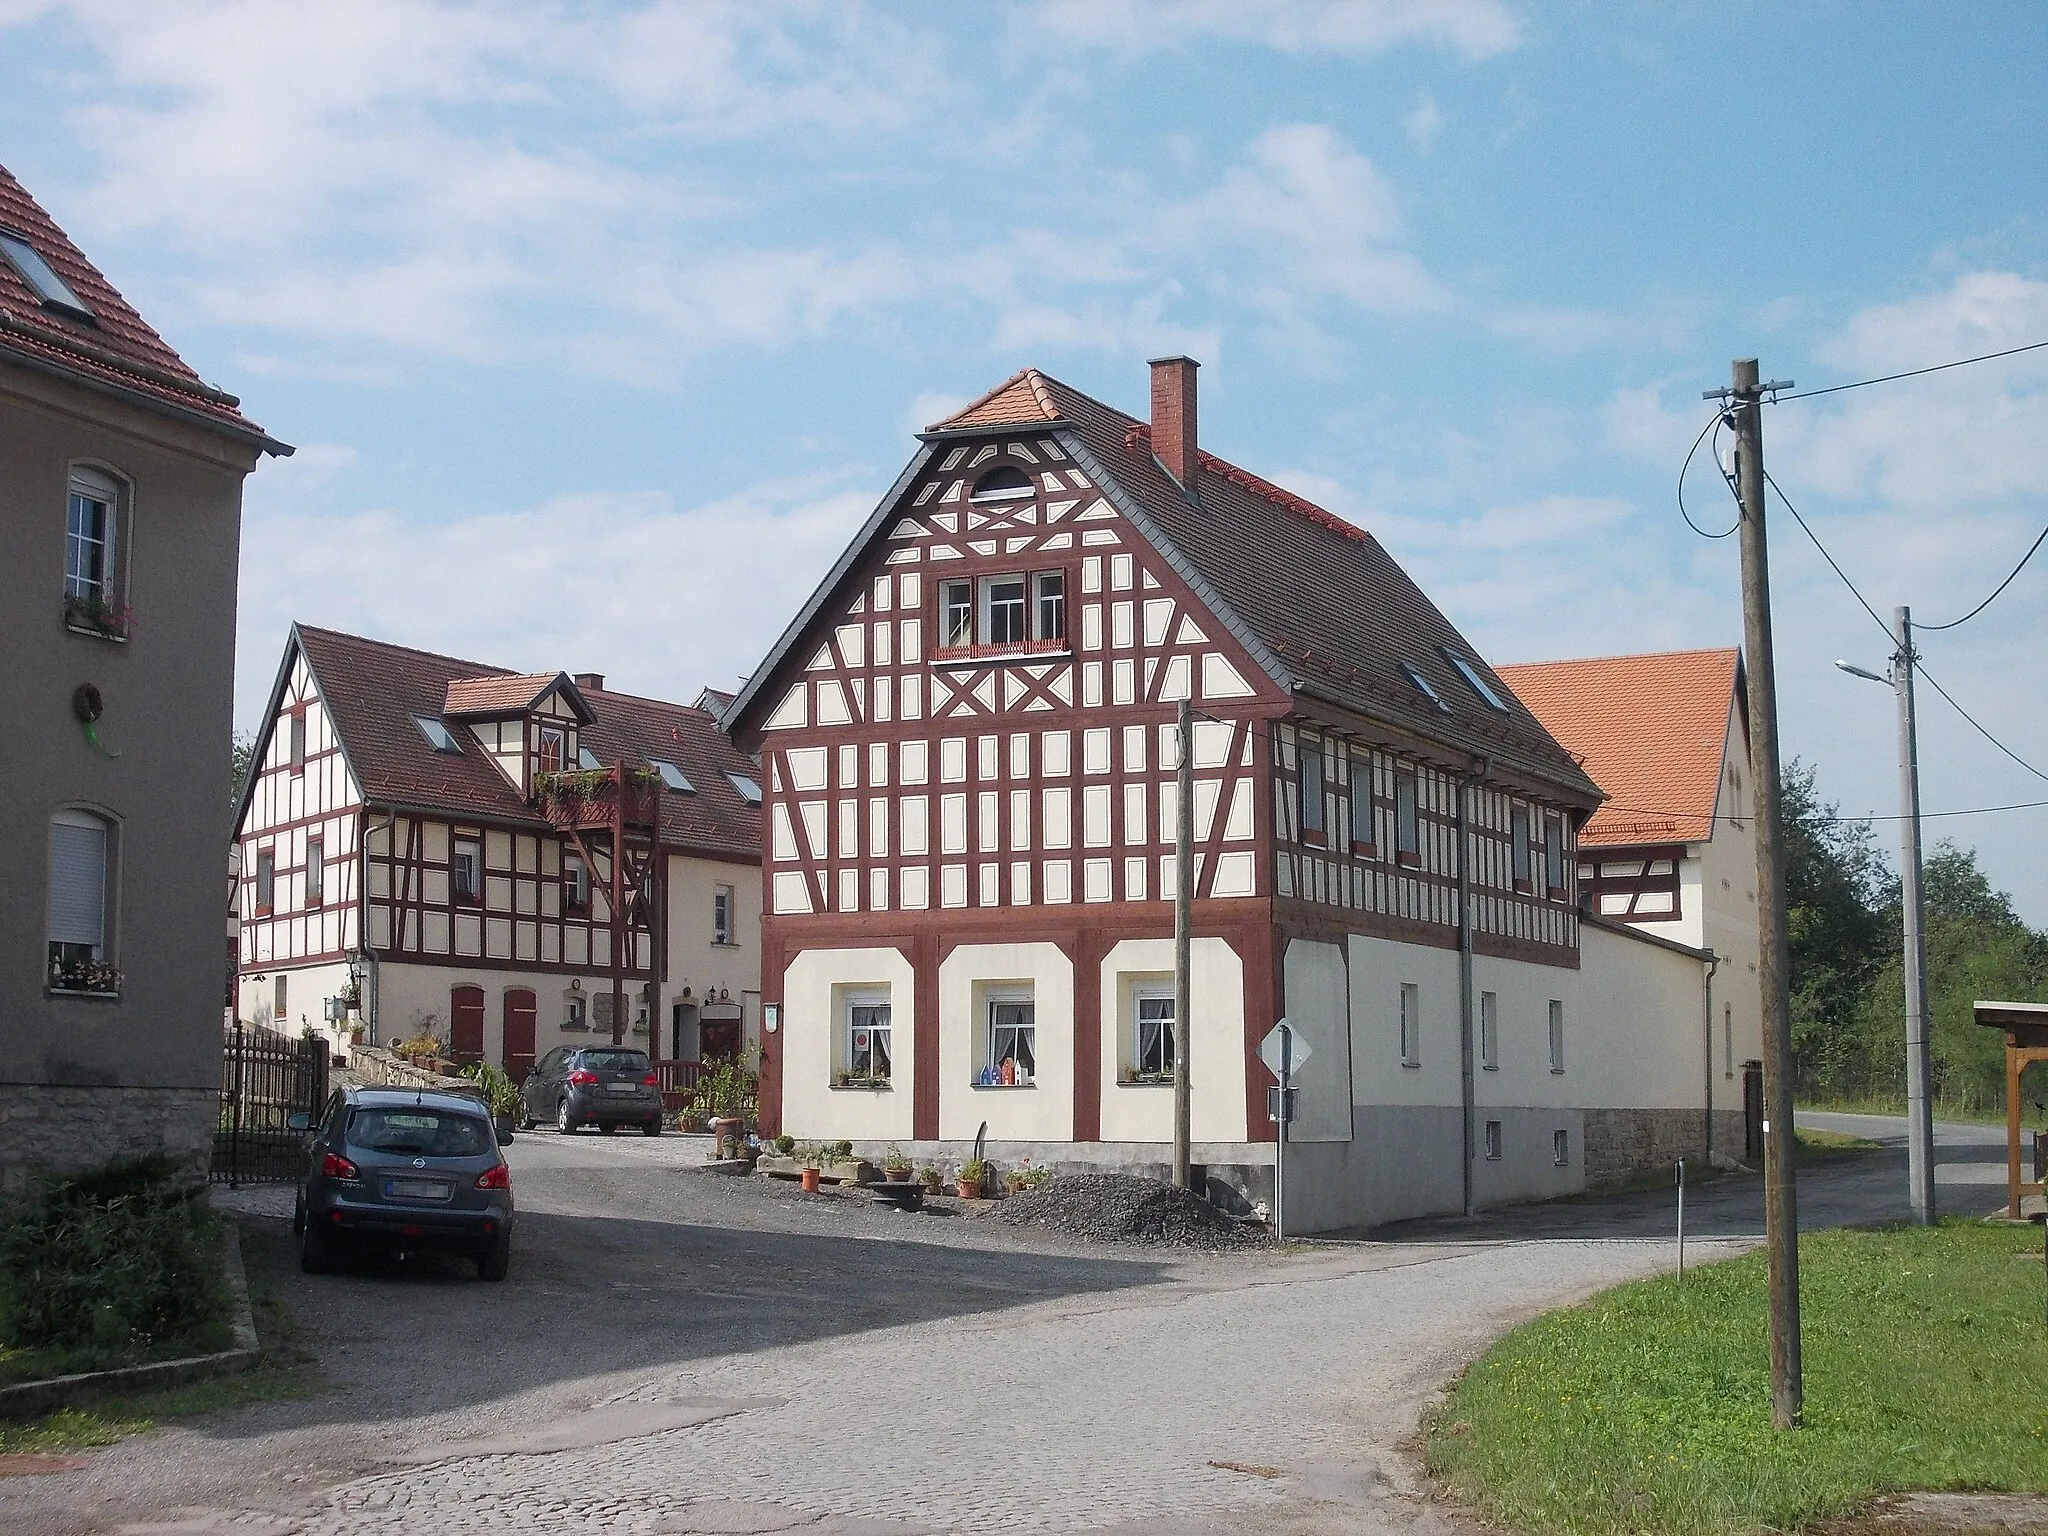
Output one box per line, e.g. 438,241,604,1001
1279,938,1353,1141
1346,934,1463,1108
664,853,764,1056
372,963,643,1072
937,942,1074,1142
1096,936,1248,1144
1470,950,1573,1111
779,946,917,1142
1571,924,1709,1110
245,957,357,1058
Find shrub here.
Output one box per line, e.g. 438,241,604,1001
828,1139,854,1161
0,1156,231,1361
459,1061,522,1119
773,1134,795,1155
684,1058,759,1124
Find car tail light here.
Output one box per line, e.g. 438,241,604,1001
641,1072,659,1086
475,1163,511,1191
322,1152,359,1181
567,1069,598,1085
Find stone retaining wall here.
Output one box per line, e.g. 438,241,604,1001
0,1084,215,1201
349,1046,487,1102
1582,1108,1750,1189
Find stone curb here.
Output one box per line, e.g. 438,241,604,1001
0,1222,261,1421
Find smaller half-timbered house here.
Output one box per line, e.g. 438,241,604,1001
231,626,763,1089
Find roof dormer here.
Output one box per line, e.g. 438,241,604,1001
442,671,596,794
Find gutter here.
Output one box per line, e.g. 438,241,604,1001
1702,948,1720,1162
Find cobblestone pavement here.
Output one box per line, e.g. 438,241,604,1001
10,1128,1760,1536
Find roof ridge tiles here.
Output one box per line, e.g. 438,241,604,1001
1121,421,1371,546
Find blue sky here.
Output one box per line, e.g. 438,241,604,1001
4,0,2044,919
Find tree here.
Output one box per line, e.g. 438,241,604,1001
230,730,255,810
1783,760,1894,1100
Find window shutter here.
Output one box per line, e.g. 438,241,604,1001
48,815,107,948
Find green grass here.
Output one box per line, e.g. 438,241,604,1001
1794,1127,1885,1158
0,1364,315,1454
0,1323,235,1388
1426,1221,2048,1535
1805,1096,2042,1129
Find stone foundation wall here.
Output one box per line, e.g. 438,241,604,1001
0,1085,216,1202
1582,1108,1753,1189
349,1046,484,1098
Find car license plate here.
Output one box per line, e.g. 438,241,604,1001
386,1178,452,1201
605,1082,639,1095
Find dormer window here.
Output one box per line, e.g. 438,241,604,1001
970,466,1034,502
537,725,567,775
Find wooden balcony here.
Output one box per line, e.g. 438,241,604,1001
533,765,662,832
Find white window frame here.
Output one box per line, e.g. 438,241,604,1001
1034,570,1066,643
1132,988,1175,1080
563,853,589,913
537,724,568,775
64,466,119,605
1399,982,1421,1067
452,838,482,904
982,987,1035,1085
1548,999,1565,1073
1479,990,1499,1071
980,575,1028,646
1511,805,1532,890
47,808,114,987
288,710,307,772
255,846,276,915
1553,1128,1570,1166
1484,1120,1502,1160
843,988,892,1084
941,579,973,649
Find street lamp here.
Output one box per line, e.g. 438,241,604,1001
1833,604,1937,1225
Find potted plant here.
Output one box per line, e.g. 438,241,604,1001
797,1142,823,1193
917,1166,943,1194
773,1133,796,1156
882,1144,913,1183
1004,1169,1028,1196
956,1157,987,1200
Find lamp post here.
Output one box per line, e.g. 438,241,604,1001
1835,602,1937,1225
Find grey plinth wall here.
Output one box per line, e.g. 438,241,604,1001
0,1084,216,1201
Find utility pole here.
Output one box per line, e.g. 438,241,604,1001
1173,696,1194,1190
1714,356,1803,1428
1894,606,1938,1225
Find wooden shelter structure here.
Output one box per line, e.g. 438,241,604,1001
1974,999,2048,1219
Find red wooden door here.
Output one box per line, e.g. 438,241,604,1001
502,988,537,1081
450,985,485,1064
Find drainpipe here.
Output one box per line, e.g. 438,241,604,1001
1702,948,1720,1162
361,807,394,1046
1458,764,1484,1217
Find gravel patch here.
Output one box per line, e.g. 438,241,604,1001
996,1173,1275,1250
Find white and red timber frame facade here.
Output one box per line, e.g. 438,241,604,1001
724,360,1735,1231
232,626,763,1089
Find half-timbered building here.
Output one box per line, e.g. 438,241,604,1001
232,626,763,1088
727,359,1730,1230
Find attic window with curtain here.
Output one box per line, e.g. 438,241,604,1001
970,466,1034,502
413,714,463,753
0,229,93,320
1442,650,1509,711
1400,663,1450,714
650,759,696,793
725,771,763,805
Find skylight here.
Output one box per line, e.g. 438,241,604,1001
651,759,696,793
413,714,463,753
577,745,601,770
1443,650,1509,711
0,230,92,319
1400,663,1451,714
725,771,763,805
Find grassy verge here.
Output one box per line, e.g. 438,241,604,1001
0,1327,234,1388
0,1365,315,1454
1805,1097,2040,1129
1795,1127,1885,1160
1427,1221,2048,1535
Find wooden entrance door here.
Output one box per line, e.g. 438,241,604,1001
450,985,485,1064
502,988,537,1081
700,1018,742,1062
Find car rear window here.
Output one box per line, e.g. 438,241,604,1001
347,1108,493,1157
579,1050,649,1073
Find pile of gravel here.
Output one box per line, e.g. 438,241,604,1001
995,1172,1271,1250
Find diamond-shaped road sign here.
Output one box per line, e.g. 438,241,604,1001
1258,1019,1311,1082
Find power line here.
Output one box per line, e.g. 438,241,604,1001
1596,798,2048,825
1761,467,1896,645
1916,521,2048,631
1676,407,1740,539
1913,661,2048,787
1774,338,2048,402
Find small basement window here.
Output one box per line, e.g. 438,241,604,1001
726,771,763,805
650,759,696,793
1443,650,1508,711
414,715,463,753
1400,662,1450,714
1,229,93,319
970,466,1034,502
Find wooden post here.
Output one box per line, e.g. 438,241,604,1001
1172,696,1194,1191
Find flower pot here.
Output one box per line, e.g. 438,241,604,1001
800,1168,821,1193
886,1168,912,1183
955,1178,983,1200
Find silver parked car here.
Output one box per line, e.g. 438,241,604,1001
519,1045,663,1135
292,1086,514,1280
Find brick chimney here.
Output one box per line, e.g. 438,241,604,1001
573,673,605,691
1148,355,1199,487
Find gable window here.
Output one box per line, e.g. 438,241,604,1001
414,714,463,753
255,848,275,916
288,710,307,773
452,837,481,904
305,838,324,907
1443,649,1509,711
47,809,115,992
1399,982,1421,1066
843,991,892,1085
1298,740,1325,844
537,725,567,775
1349,757,1376,856
1035,571,1066,643
651,759,695,793
1511,806,1532,891
1545,816,1567,899
2,229,94,318
1395,772,1420,865
1480,990,1499,1070
563,854,589,913
712,883,735,945
939,570,1069,653
1133,990,1175,1080
1548,999,1566,1073
971,466,1035,502
981,992,1035,1086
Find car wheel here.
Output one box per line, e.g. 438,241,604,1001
556,1098,577,1134
519,1113,537,1131
476,1239,511,1282
291,1191,306,1236
642,1121,662,1137
299,1218,335,1275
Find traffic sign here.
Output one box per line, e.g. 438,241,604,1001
1258,1019,1311,1082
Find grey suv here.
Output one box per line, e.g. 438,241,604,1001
521,1045,663,1135
292,1086,514,1280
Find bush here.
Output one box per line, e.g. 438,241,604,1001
460,1061,522,1119
684,1057,759,1124
0,1156,231,1362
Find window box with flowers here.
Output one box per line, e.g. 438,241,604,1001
48,955,121,998
62,590,132,641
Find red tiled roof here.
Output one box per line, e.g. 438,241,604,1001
0,161,277,445
1495,649,1743,847
292,626,760,862
922,367,1597,800
444,673,569,717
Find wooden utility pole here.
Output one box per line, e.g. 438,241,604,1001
1172,696,1194,1190
1722,356,1803,1428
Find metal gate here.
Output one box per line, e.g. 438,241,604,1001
212,1023,329,1186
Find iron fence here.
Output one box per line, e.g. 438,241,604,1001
212,1023,329,1186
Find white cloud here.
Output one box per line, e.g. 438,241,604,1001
906,391,971,436
1034,0,1522,60
1404,93,1446,149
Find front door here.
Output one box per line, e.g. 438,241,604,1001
502,989,537,1081
450,985,485,1064
700,1018,741,1063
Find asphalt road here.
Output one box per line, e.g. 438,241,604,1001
0,1118,1998,1536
